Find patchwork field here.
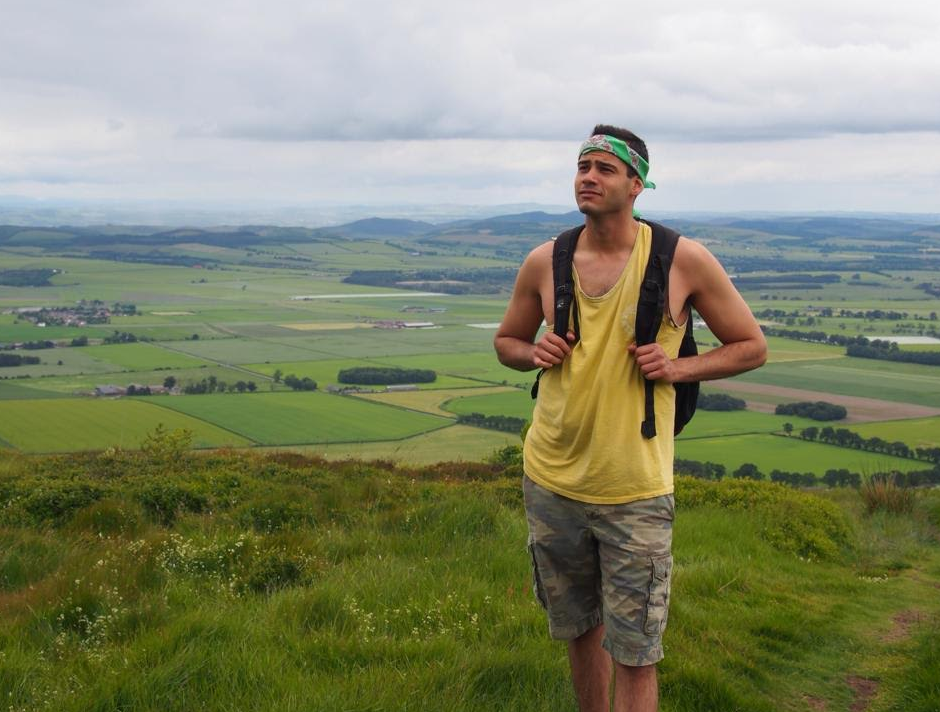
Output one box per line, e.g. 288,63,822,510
1,214,938,472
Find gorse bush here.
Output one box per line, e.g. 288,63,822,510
676,476,853,561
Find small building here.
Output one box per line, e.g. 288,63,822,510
386,384,419,392
95,385,126,397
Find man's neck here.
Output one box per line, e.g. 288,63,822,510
583,210,639,253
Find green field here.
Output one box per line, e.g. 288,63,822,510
81,343,211,371
12,365,257,395
0,381,67,400
354,385,516,417
150,391,453,445
736,357,940,407
676,433,927,476
289,424,518,464
0,399,251,452
851,416,940,449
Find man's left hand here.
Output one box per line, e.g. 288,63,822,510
628,343,681,383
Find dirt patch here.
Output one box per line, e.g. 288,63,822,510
711,379,940,423
846,675,879,712
885,609,925,643
803,694,827,710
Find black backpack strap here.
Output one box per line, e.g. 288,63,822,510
531,225,585,399
551,226,585,340
636,219,681,438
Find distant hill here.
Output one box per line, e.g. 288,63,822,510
309,217,435,239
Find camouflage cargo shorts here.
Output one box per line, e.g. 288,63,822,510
523,475,674,667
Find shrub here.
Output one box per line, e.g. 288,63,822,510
237,492,316,532
135,482,208,525
22,483,106,527
676,476,853,561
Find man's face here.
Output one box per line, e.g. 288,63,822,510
574,151,641,216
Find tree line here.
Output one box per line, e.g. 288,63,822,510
337,367,436,385
456,413,527,433
847,340,940,366
796,426,940,463
775,401,847,421
0,354,40,367
675,457,940,488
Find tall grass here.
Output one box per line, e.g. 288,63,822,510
860,473,916,515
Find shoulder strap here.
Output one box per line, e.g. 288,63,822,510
551,225,585,340
531,225,584,400
636,219,681,438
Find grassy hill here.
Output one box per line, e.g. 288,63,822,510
0,435,938,711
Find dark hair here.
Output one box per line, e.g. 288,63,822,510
590,124,649,178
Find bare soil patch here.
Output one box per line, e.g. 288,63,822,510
711,379,940,423
885,609,926,643
803,694,827,710
846,675,878,712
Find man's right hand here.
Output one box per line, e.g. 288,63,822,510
532,330,577,368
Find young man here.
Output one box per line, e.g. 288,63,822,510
493,125,767,712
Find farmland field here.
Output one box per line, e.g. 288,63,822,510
81,342,211,371
0,399,251,452
735,357,940,408
284,423,518,463
676,433,927,475
850,416,940,449
149,391,453,445
354,385,517,416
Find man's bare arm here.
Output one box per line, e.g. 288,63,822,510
494,243,575,371
631,238,767,383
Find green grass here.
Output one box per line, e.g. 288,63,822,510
150,391,453,445
0,399,251,452
676,433,927,476
0,451,937,711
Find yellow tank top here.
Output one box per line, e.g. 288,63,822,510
523,222,686,504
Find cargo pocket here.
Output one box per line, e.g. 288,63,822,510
527,539,549,609
643,553,672,636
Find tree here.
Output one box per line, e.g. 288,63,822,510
273,369,282,383
783,422,793,436
732,463,763,480
163,376,177,389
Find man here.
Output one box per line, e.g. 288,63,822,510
493,124,766,712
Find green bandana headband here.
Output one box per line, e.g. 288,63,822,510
579,134,656,189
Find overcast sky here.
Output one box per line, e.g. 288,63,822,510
2,0,939,217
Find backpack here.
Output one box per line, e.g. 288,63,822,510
529,219,699,438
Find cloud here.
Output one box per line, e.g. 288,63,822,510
1,0,939,209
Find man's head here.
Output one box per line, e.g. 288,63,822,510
575,124,653,217
582,124,653,188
